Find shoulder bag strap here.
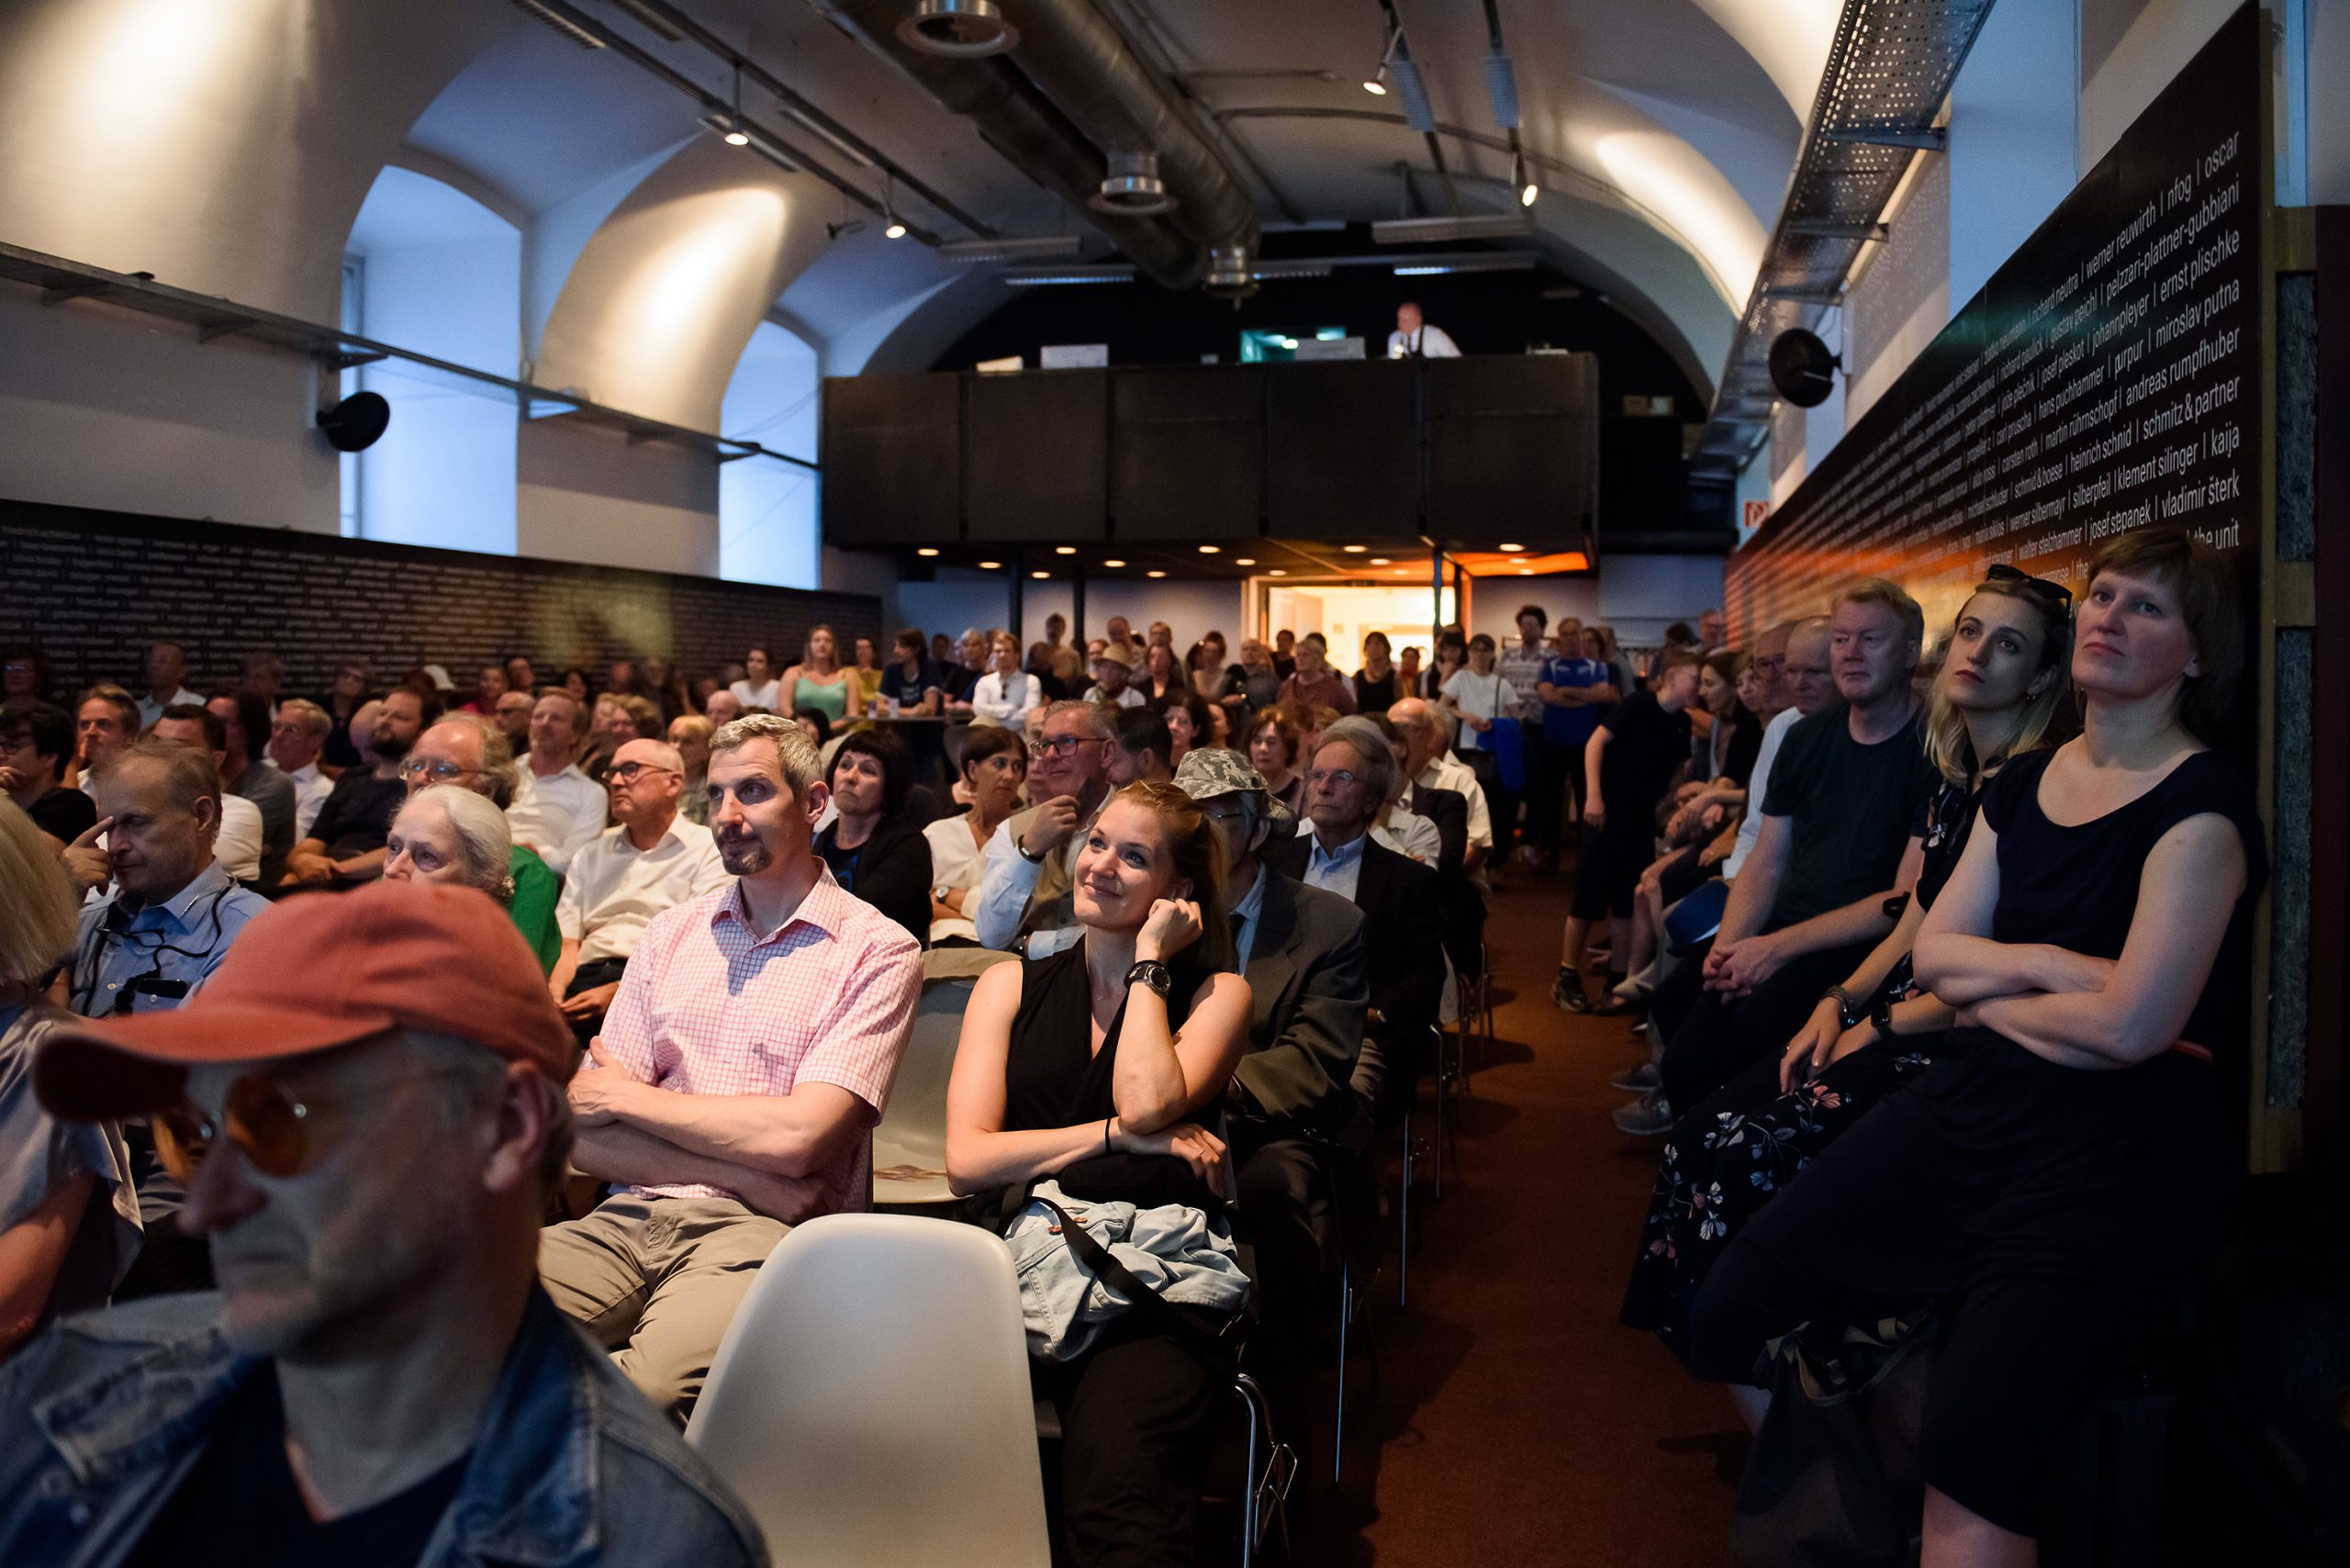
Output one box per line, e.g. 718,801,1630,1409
1034,1196,1248,1360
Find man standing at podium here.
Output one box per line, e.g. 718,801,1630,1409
1386,301,1460,359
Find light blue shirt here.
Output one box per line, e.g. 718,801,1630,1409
1301,830,1368,903
69,863,268,1019
1229,864,1269,969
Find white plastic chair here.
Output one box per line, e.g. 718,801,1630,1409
686,1214,1051,1568
872,948,1016,1206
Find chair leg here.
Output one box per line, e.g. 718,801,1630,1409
1430,1038,1446,1203
1233,1372,1292,1564
1334,1265,1349,1484
1398,1109,1413,1311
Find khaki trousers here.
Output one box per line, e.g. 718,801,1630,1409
540,1193,788,1424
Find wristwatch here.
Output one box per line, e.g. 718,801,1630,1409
1823,986,1865,1030
1015,834,1047,865
1870,994,1897,1044
1125,960,1173,999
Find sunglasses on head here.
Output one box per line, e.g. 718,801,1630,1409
1983,562,2073,608
151,1065,471,1182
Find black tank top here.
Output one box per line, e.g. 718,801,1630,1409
1982,748,2266,1055
1001,944,1222,1212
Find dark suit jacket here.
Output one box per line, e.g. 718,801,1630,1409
1227,866,1370,1147
1265,833,1444,1037
1406,783,1470,873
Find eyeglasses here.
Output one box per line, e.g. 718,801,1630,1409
1983,562,2073,609
399,757,479,784
1304,767,1361,790
1028,734,1101,759
153,1068,469,1181
608,761,680,783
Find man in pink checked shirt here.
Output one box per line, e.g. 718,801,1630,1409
539,714,923,1424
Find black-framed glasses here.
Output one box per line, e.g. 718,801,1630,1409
1984,562,2072,609
1028,734,1100,759
609,760,679,783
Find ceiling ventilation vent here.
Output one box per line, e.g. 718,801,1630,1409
1203,244,1259,299
1090,151,1178,216
897,0,1018,58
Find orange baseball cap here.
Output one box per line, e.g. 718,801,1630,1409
38,880,576,1120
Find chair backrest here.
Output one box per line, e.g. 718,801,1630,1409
873,949,1015,1205
687,1214,1051,1568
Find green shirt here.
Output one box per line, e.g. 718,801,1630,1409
509,845,562,973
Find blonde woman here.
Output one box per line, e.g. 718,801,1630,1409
780,624,861,728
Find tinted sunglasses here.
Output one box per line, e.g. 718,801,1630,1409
1983,562,2072,609
152,1067,466,1181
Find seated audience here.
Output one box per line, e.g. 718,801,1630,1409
791,706,832,753
550,739,728,1041
1189,631,1230,701
946,782,1251,1568
281,687,436,889
974,700,1115,958
1278,632,1356,716
385,787,519,906
0,701,96,849
938,627,990,711
1179,748,1371,1438
1246,704,1307,821
926,724,1026,946
3,645,54,705
263,698,335,840
206,691,297,889
545,715,922,1421
930,631,955,667
1625,569,2070,1359
1106,706,1175,788
783,624,862,727
729,645,781,711
319,659,372,769
135,640,203,731
492,686,536,750
402,713,562,973
702,688,743,727
1221,638,1282,720
504,653,538,697
973,631,1041,732
7,881,763,1564
1268,720,1446,1122
508,689,604,876
1162,691,1213,767
669,714,714,827
1087,648,1146,710
0,802,140,1354
586,694,663,786
850,635,885,708
1322,713,1443,868
73,684,142,795
815,728,934,945
1689,532,2262,1559
1101,615,1143,668
1389,696,1493,869
1626,584,1938,1136
878,627,945,714
150,705,267,887
1351,631,1400,715
459,663,508,718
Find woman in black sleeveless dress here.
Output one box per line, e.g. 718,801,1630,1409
1624,572,2073,1361
1689,532,2265,1556
946,782,1252,1568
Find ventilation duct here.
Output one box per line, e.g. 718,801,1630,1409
1203,244,1259,299
1091,151,1176,216
899,0,1019,57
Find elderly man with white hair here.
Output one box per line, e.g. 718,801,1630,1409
550,737,728,1039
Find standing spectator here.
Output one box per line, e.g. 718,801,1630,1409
816,729,933,945
1272,629,1297,680
940,628,990,711
543,714,922,1422
0,802,140,1351
319,659,372,770
1420,633,1465,700
974,632,1041,733
878,628,946,715
149,706,267,887
205,692,297,889
263,698,335,839
1219,639,1281,721
1,702,96,850
1137,643,1186,708
926,725,1025,946
1498,605,1551,725
1439,633,1522,859
550,739,728,1041
1350,631,1401,715
1278,633,1356,716
850,635,885,709
973,701,1116,958
1396,642,1424,700
1102,616,1143,668
17,881,766,1566
73,684,141,795
284,686,438,889
460,664,508,717
1043,611,1069,652
669,714,714,827
1190,631,1231,701
401,713,563,973
781,625,861,726
729,646,781,711
1529,622,1622,867
135,641,203,731
509,690,605,877
1087,650,1147,711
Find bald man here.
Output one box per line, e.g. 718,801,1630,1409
550,738,729,1037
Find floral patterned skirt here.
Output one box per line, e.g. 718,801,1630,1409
1620,1036,1938,1361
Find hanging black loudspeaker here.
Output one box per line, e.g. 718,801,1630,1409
1766,329,1841,409
317,391,392,452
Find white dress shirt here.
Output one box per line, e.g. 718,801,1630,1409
1416,752,1493,852
1299,829,1368,903
1439,669,1520,753
136,687,205,730
1725,707,1801,880
269,758,335,839
923,812,990,945
508,760,606,876
1229,863,1270,969
1385,324,1461,359
212,793,263,884
1375,808,1442,867
973,671,1039,731
554,816,730,964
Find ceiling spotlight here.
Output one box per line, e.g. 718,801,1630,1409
1363,23,1400,95
1054,545,1076,554
1147,570,1167,578
1031,570,1049,579
1197,544,1219,554
1518,567,1534,575
1514,151,1537,207
1370,557,1391,566
881,172,908,241
1499,543,1524,552
1342,544,1366,554
1102,558,1126,567
724,124,751,148
898,0,1018,57
915,547,939,557
719,63,750,145
978,559,1001,569
1234,557,1256,566
885,218,909,240
1268,569,1287,577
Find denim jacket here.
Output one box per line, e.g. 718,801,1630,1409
0,1287,767,1568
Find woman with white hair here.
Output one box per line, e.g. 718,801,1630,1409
384,786,556,972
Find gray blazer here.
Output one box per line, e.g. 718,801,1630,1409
1231,867,1370,1148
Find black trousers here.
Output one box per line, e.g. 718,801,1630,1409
1461,749,1517,859
1687,1036,2220,1538
1523,734,1568,851
1035,1312,1229,1568
1231,1133,1335,1444
1657,943,1868,1114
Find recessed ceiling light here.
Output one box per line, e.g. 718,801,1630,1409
1342,544,1366,554
1517,568,1534,575
1268,569,1286,577
1393,568,1408,576
1147,570,1166,578
1102,558,1125,567
1499,543,1524,552
1031,570,1048,579
1055,546,1076,555
978,560,1001,569
1235,557,1256,566
1370,557,1391,566
1197,544,1219,554
915,547,938,557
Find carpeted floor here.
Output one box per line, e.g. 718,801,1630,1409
1284,864,1747,1566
